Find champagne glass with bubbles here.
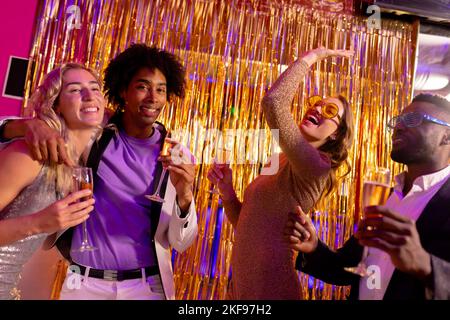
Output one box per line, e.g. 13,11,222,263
344,167,391,276
208,146,232,195
146,133,172,203
71,167,97,253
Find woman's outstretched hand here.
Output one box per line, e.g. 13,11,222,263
301,47,354,67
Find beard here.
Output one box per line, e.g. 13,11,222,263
390,144,430,165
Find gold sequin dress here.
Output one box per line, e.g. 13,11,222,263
230,59,331,299
0,166,55,299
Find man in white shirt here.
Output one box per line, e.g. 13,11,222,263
287,93,450,300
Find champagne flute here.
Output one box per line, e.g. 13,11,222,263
208,147,232,195
344,167,391,276
145,135,172,203
71,167,97,252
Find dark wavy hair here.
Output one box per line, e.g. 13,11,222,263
318,95,354,195
103,44,186,107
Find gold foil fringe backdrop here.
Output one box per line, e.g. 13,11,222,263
25,0,417,300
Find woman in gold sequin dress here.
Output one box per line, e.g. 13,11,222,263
0,63,105,299
208,48,355,299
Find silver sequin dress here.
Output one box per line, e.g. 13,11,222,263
0,166,56,299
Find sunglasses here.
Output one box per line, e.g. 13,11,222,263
388,112,450,131
307,95,341,120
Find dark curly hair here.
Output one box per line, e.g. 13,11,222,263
318,95,354,196
104,44,186,107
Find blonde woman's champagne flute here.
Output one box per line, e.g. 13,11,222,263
71,167,97,253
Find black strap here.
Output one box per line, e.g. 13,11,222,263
86,112,122,175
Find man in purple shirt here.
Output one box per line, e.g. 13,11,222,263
0,44,198,300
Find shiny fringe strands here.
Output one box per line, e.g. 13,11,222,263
24,0,417,300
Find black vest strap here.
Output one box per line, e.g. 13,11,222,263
86,112,122,175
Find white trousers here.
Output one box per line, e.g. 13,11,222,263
59,266,165,300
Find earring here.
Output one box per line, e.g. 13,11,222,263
120,101,126,113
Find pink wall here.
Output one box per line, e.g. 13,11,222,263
0,0,39,116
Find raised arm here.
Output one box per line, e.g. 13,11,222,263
162,140,199,252
0,117,73,165
221,190,242,229
207,163,241,228
261,48,353,175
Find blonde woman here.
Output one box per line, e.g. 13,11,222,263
0,63,105,299
208,48,354,299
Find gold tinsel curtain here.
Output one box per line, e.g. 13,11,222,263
26,0,418,300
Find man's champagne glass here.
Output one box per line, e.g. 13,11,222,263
344,167,391,276
145,135,172,203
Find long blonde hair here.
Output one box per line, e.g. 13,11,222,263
27,63,102,196
318,95,354,196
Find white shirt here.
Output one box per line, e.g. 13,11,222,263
358,165,450,300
